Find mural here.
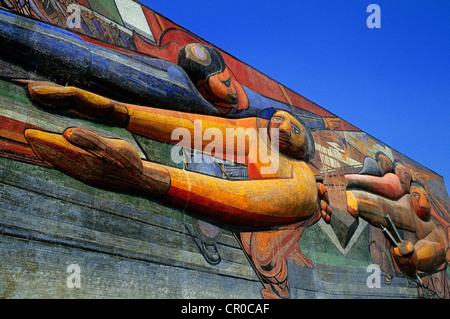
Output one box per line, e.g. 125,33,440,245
0,0,448,299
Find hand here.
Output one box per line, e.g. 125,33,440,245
15,79,129,125
392,240,418,277
15,79,80,109
24,127,170,198
317,182,331,223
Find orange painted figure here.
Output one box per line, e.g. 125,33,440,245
177,43,249,115
19,80,330,231
240,216,321,299
343,153,448,279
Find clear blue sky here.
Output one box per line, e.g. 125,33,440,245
140,0,450,187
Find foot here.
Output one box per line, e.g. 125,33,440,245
201,243,221,265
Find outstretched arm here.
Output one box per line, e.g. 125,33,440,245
345,173,405,200
24,127,171,198
19,80,257,158
25,127,319,230
346,190,446,275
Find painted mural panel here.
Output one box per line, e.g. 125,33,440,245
0,0,448,299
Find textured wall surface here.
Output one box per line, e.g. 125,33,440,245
0,0,448,299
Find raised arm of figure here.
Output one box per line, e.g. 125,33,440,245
19,80,257,159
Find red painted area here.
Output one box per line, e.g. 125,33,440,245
75,0,90,7
142,6,163,42
0,115,49,166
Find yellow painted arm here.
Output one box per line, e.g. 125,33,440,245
126,104,258,158
152,161,318,229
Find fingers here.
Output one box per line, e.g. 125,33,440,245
25,127,142,173
24,128,149,193
321,211,331,223
24,128,95,176
20,80,76,109
63,128,143,172
25,127,170,199
317,183,328,201
15,79,104,111
320,199,331,223
392,241,418,277
317,182,331,223
16,79,130,126
393,241,415,257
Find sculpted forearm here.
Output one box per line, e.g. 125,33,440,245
126,104,257,156
347,190,416,232
158,164,318,229
22,80,257,157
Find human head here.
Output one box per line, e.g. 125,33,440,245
375,151,393,175
393,160,412,193
177,43,248,113
262,109,314,161
410,182,431,221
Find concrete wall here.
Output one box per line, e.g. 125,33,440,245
0,1,448,299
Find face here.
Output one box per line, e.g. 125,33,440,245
207,68,238,105
377,154,393,175
410,186,431,221
269,111,307,160
395,164,412,193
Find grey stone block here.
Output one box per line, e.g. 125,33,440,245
330,209,359,248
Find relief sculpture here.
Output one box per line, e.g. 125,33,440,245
0,1,448,299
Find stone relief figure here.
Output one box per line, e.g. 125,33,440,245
177,43,249,115
18,79,331,299
0,11,333,295
339,152,448,296
0,5,448,299
19,80,330,231
239,216,321,299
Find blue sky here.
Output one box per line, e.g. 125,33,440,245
140,0,449,187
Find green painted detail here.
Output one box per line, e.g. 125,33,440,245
0,79,33,106
134,134,184,169
87,0,124,26
299,221,373,268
